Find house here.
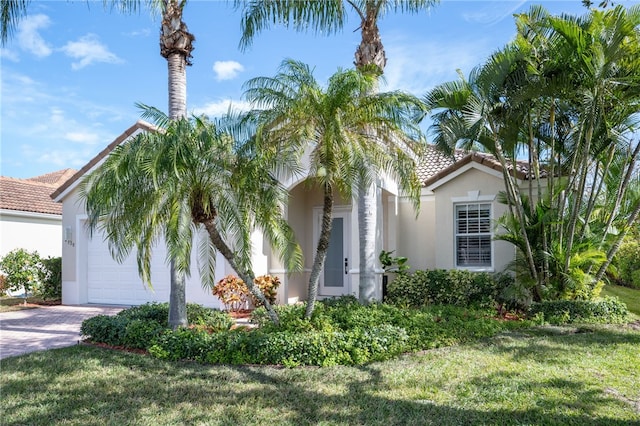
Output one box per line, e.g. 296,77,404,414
0,169,76,259
52,121,534,307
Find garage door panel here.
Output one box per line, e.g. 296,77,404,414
87,233,170,305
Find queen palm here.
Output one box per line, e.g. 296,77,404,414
238,0,438,304
245,59,423,317
2,0,196,327
80,106,303,326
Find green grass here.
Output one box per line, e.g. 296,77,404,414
602,284,640,317
0,296,60,312
1,325,639,425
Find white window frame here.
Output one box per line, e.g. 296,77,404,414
451,191,495,272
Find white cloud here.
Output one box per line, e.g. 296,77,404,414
191,99,252,117
462,1,527,26
124,28,152,37
382,35,492,95
23,145,96,168
17,14,52,57
61,34,123,70
64,131,100,144
213,60,244,81
0,48,20,62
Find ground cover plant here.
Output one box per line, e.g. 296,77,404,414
602,284,640,317
2,324,639,425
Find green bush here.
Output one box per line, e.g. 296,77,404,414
149,324,409,366
37,256,62,300
385,269,498,309
528,296,629,325
87,299,534,367
80,315,129,346
82,303,232,349
616,240,640,289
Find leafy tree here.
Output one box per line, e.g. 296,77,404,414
0,249,41,304
238,0,438,304
424,5,640,301
81,106,303,326
245,59,423,317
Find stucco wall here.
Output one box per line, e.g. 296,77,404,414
433,166,514,272
0,211,62,258
398,165,516,273
397,194,436,271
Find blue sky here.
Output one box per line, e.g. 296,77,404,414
1,0,634,179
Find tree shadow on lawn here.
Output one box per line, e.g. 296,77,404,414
485,324,640,363
1,346,637,426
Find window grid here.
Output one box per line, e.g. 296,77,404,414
455,203,492,268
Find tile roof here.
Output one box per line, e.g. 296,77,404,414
417,145,544,187
0,169,76,215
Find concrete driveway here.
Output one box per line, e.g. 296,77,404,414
0,305,125,360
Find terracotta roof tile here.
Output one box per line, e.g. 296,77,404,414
26,168,76,186
417,145,546,187
0,173,70,215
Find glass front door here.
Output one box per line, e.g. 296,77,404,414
319,210,350,296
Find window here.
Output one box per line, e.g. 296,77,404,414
455,203,492,268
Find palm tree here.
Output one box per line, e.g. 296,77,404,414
1,0,29,45
2,0,196,327
80,106,303,326
425,5,640,301
237,0,439,304
244,59,423,317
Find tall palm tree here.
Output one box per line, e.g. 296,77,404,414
238,0,438,304
1,0,196,327
425,5,640,301
245,59,423,317
80,106,303,326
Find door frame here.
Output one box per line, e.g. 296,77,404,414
313,206,351,296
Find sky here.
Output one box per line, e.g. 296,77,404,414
1,0,637,179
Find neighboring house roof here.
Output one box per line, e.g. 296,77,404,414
0,169,76,215
51,120,158,202
417,145,545,187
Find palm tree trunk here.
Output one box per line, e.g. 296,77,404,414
358,183,377,304
161,0,194,329
354,2,385,305
202,219,280,326
306,183,334,318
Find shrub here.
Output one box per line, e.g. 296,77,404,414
251,275,280,306
615,240,640,289
527,296,629,325
187,304,234,332
385,269,498,309
80,315,129,346
212,275,250,312
0,249,42,298
149,324,409,366
82,303,232,349
37,256,62,300
117,302,169,323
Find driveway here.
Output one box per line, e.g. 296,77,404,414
0,305,125,360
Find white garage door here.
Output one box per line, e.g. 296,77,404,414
87,234,171,305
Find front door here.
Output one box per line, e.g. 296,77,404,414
317,209,350,296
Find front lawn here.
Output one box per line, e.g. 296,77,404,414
602,284,640,317
1,324,638,425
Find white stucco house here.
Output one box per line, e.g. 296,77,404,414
52,121,533,308
1,169,76,259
